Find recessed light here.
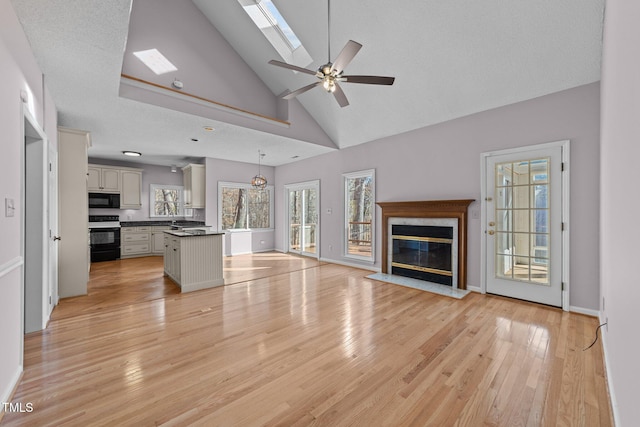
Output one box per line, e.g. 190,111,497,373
190,138,199,142
122,151,142,157
133,49,177,75
291,155,300,159
203,126,215,132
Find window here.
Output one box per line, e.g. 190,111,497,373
149,184,192,218
238,0,313,67
343,170,375,261
218,182,274,230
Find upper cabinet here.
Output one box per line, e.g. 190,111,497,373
88,164,143,209
88,165,120,193
120,170,142,209
183,164,205,209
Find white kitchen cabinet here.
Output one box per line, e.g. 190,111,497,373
182,164,205,209
151,226,170,254
163,231,224,292
120,170,142,209
88,165,120,193
58,127,90,298
121,227,151,258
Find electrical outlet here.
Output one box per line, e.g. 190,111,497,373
5,198,15,217
329,244,333,251
471,209,480,219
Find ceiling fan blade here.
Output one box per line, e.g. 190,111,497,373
342,75,396,85
332,82,349,108
331,40,362,73
268,60,317,76
282,82,321,100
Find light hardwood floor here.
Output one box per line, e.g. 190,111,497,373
2,254,612,426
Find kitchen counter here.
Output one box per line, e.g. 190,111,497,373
164,230,224,237
120,220,206,227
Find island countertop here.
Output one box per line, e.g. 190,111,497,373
163,230,225,237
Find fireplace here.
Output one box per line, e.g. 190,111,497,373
377,200,473,289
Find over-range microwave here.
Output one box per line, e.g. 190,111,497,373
88,192,120,209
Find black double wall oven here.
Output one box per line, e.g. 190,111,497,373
88,215,121,262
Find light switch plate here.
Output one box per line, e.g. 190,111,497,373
5,198,15,217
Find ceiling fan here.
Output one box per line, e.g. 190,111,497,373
268,0,395,108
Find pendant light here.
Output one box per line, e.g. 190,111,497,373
251,150,267,189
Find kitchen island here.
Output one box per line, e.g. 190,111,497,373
163,230,225,292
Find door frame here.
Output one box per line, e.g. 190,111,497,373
22,106,51,333
480,140,570,310
284,180,320,259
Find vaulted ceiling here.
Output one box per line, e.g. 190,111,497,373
10,0,604,167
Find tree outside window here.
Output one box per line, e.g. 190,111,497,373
219,183,273,230
343,170,375,261
149,184,191,218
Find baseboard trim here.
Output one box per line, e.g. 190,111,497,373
569,306,599,317
319,257,380,272
599,311,620,426
0,366,23,419
467,285,482,293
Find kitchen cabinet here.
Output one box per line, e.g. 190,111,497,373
151,226,170,254
58,127,90,298
121,226,151,258
88,165,120,193
120,170,142,209
182,164,205,209
163,231,224,292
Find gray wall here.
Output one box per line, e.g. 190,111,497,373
275,82,600,311
600,0,640,424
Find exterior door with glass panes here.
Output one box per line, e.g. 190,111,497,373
484,144,564,307
286,181,319,258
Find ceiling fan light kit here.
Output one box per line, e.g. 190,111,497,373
268,0,395,107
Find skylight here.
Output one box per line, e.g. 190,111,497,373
133,49,178,75
239,0,312,67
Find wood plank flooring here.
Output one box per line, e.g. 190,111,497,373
2,254,613,426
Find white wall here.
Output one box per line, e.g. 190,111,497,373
0,0,57,405
275,82,601,310
600,0,640,424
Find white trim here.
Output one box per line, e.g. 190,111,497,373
467,285,482,293
319,257,381,272
0,257,23,279
0,366,23,412
599,312,621,426
480,140,570,310
568,306,599,317
343,169,376,263
120,76,290,128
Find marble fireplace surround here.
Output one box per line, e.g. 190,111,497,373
377,200,474,290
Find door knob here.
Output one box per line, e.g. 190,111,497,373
488,230,495,235
488,221,495,227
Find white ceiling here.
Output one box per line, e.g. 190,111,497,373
10,0,604,167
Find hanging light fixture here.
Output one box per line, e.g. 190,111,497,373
251,150,267,189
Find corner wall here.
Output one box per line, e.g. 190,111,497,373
600,0,640,424
0,0,57,405
275,82,601,310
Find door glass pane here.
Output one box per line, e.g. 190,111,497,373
303,188,318,254
345,172,374,259
289,190,301,251
494,158,550,285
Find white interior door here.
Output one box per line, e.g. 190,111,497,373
483,142,567,307
286,181,319,258
48,142,59,314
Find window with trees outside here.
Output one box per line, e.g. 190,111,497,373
218,182,274,230
150,184,192,218
343,169,375,261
